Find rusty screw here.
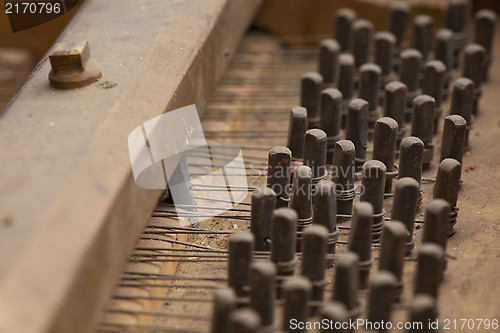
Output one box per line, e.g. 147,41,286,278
48,41,102,89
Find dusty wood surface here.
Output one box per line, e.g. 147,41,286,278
0,0,262,332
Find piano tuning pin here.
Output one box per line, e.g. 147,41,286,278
333,251,362,319
249,260,276,330
449,78,474,147
331,140,356,221
229,308,261,333
474,9,497,81
358,63,382,131
398,136,424,207
301,72,323,129
422,60,446,134
411,94,435,168
433,158,462,236
353,19,374,69
270,208,298,277
319,39,340,84
282,277,311,331
412,15,433,62
379,221,407,302
267,146,291,209
303,129,328,185
367,271,397,329
361,160,386,242
287,106,308,162
399,49,423,123
250,187,276,251
345,99,368,167
463,44,486,115
312,180,338,267
319,88,343,164
210,287,237,333
391,177,420,255
347,202,373,289
228,232,254,299
372,117,398,193
440,115,467,164
337,54,355,129
383,81,407,148
335,8,357,53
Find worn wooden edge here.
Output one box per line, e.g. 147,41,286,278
0,0,262,332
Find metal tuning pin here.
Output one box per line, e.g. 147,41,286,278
331,140,356,222
422,199,451,275
398,136,424,207
337,54,355,129
412,15,433,62
229,308,261,333
210,287,237,333
312,180,338,267
383,81,407,148
367,271,397,332
433,158,462,236
353,19,374,69
389,2,410,56
267,146,292,209
374,31,397,96
391,177,420,255
319,39,340,84
250,260,276,331
449,78,474,147
290,165,313,234
422,60,446,134
462,43,486,116
411,94,435,168
440,115,467,164
301,72,323,129
379,221,408,301
335,8,357,53
320,88,343,164
282,277,312,333
228,232,254,300
358,64,382,131
250,187,276,252
445,0,467,68
435,28,454,101
361,160,386,242
333,251,362,320
345,98,368,167
270,208,298,278
287,106,308,163
414,243,445,299
348,202,374,289
304,129,328,185
301,224,328,310
372,117,398,193
474,9,498,81
399,49,423,122
320,302,349,333
406,294,438,333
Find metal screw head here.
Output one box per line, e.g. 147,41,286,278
389,2,410,48
319,39,340,83
353,19,374,68
48,41,102,89
335,8,357,52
